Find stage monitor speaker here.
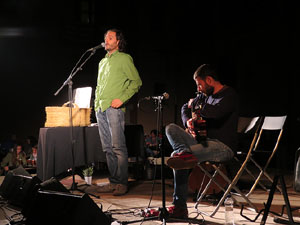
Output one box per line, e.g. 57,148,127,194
0,166,41,208
39,177,69,193
24,190,111,225
22,177,70,217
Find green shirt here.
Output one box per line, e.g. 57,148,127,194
94,50,142,112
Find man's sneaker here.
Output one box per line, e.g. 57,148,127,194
96,183,116,193
168,205,188,219
113,184,128,196
166,152,198,170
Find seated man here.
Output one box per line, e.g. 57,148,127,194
165,64,239,218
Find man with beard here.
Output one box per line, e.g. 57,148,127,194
95,28,142,196
165,64,239,218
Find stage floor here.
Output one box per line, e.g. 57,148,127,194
1,167,300,225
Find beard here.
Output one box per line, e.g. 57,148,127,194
204,83,214,96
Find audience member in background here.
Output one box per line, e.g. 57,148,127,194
27,144,38,167
0,143,27,175
23,135,37,156
145,129,162,157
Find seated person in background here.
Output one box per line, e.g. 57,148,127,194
0,143,27,175
145,129,162,157
27,144,38,167
165,64,239,218
23,135,37,156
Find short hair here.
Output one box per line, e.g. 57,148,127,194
104,28,127,52
193,64,220,81
15,143,23,151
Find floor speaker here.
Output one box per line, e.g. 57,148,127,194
39,177,69,193
24,190,111,225
0,166,41,208
22,177,70,217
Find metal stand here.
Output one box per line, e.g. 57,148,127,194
54,49,99,199
155,96,168,224
263,175,300,225
123,97,203,225
240,174,300,225
122,96,168,224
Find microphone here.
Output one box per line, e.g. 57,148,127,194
145,92,170,100
87,42,105,51
195,91,207,97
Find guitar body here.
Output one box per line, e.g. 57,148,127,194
188,163,228,195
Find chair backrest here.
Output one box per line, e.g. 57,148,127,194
253,115,287,152
236,117,264,154
237,117,260,133
261,116,287,130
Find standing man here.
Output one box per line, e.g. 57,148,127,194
165,64,239,218
95,28,142,196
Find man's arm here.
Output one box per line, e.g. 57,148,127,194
201,89,238,120
118,55,142,104
181,102,191,128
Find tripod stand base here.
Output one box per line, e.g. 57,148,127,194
120,207,204,225
76,184,100,199
166,217,204,224
120,216,204,225
274,217,300,225
69,181,100,199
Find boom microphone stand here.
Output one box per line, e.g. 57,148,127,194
54,47,101,198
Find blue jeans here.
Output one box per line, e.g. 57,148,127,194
165,123,234,208
96,107,128,185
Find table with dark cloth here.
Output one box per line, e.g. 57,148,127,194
37,126,106,181
37,125,145,181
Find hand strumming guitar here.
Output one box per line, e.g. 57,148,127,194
186,96,207,144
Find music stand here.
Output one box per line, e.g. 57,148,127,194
54,49,99,199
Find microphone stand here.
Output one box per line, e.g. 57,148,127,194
122,96,204,225
54,49,99,198
122,96,169,224
155,96,168,224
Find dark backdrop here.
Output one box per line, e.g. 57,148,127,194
0,0,298,169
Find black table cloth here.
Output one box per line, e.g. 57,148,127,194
37,126,105,181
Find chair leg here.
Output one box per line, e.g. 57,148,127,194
234,156,269,192
194,164,227,211
194,168,217,204
210,165,258,216
247,130,284,196
247,157,282,196
194,163,258,217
